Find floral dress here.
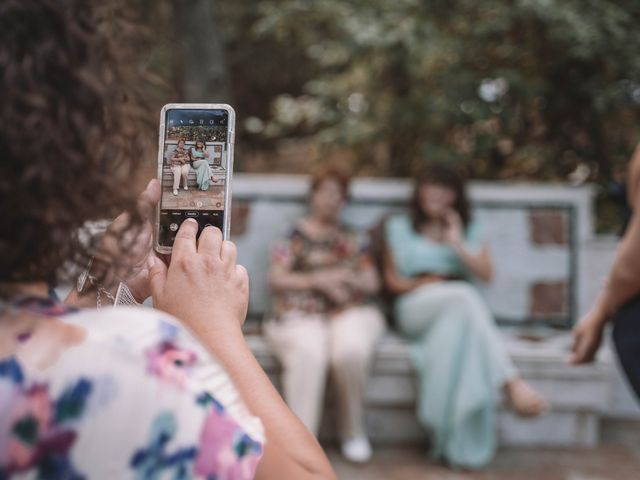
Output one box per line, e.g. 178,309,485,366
171,147,190,167
0,300,264,479
269,222,375,318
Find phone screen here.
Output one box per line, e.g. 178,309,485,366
157,108,231,248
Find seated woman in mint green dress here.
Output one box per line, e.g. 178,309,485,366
189,139,213,191
382,164,548,469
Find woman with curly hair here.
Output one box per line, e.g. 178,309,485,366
0,1,336,479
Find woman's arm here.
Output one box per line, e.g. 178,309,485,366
586,144,640,315
268,269,316,292
382,246,441,295
269,267,353,306
149,221,336,480
345,263,379,296
571,143,640,364
269,260,379,297
444,211,493,282
603,196,640,312
570,289,609,364
196,325,335,480
450,243,493,283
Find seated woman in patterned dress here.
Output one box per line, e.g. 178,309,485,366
0,1,336,479
170,138,191,195
265,166,386,464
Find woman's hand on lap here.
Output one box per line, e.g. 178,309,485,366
311,269,352,305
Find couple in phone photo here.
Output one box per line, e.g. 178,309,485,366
170,138,214,194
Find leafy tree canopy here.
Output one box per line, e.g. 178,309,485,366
236,0,640,179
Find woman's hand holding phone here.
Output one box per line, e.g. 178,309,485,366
149,219,249,339
148,222,337,480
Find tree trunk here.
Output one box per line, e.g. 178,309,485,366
172,0,230,103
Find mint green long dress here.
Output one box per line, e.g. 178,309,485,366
191,149,212,191
385,214,516,469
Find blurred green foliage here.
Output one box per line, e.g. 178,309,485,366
167,126,227,142
230,0,640,179
138,0,640,183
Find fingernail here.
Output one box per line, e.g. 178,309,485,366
147,256,157,269
146,178,154,190
185,218,198,225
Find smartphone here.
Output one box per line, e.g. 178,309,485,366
155,103,235,254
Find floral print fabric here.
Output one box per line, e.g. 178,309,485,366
270,222,375,318
0,306,264,479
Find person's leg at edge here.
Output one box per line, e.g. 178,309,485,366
264,315,330,436
328,305,386,463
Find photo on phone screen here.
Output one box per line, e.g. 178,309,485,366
156,105,234,251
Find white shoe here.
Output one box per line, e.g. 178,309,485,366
183,186,188,190
341,435,372,463
173,189,178,195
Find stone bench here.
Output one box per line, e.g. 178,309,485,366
161,164,226,189
230,173,612,447
246,331,611,447
161,141,227,189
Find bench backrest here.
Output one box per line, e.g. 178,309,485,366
231,174,595,328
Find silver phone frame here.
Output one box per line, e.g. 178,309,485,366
154,103,236,254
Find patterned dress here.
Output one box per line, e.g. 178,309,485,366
0,299,264,479
270,223,375,318
171,147,190,166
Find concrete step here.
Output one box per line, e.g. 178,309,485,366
246,330,612,447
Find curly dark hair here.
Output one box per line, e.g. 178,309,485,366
410,164,472,231
0,0,153,287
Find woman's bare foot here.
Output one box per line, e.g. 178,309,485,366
504,378,549,417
